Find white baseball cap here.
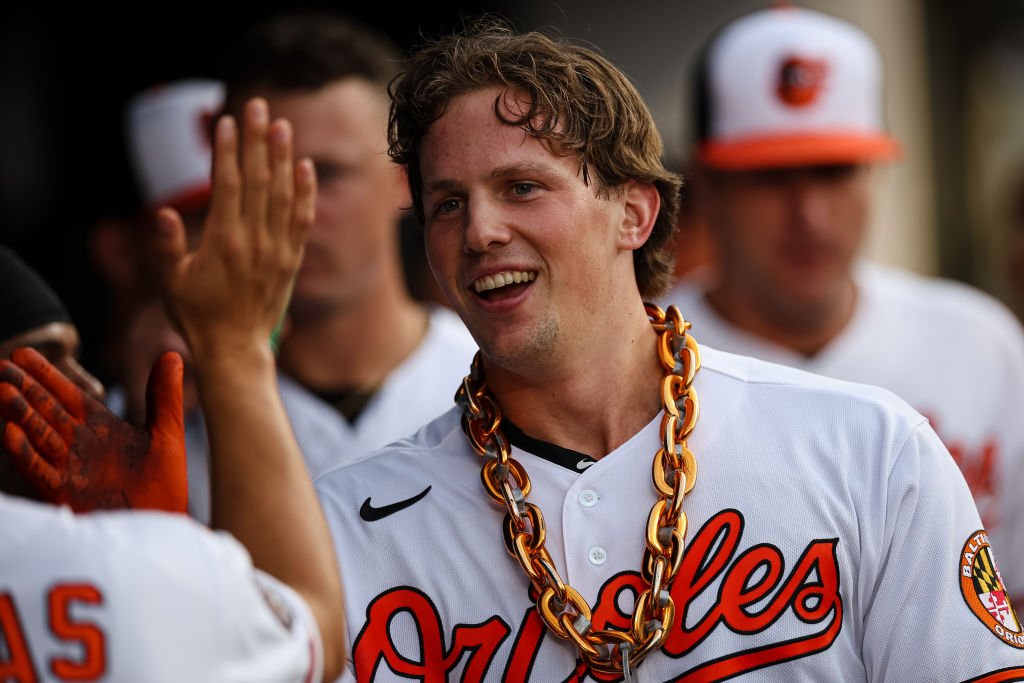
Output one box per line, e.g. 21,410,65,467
125,78,226,214
694,4,901,170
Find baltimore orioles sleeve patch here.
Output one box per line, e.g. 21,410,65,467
960,529,1024,648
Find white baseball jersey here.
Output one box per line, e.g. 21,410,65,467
0,493,321,683
106,304,478,525
659,259,1024,599
314,346,1024,681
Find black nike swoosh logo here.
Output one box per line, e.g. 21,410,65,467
359,485,432,522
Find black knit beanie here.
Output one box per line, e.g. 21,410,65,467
0,245,71,341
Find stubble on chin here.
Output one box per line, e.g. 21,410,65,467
477,315,560,377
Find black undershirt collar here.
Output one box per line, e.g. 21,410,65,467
502,420,598,473
314,387,377,424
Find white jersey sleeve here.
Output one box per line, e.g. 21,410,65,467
0,494,322,683
861,415,1022,679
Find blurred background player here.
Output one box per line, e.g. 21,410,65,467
216,10,477,465
659,4,1024,601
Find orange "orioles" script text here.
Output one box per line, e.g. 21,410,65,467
352,509,842,681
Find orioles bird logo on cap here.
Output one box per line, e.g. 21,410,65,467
777,56,828,107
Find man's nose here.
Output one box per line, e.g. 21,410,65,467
463,199,512,253
789,181,831,235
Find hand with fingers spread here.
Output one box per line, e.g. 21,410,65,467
0,346,186,513
153,98,315,363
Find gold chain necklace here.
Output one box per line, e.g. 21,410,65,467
455,303,700,677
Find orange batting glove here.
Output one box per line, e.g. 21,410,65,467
0,346,187,513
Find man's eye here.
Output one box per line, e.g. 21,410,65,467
811,164,859,181
511,183,535,196
314,164,355,184
437,199,461,215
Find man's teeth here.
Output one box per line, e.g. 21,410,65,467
474,270,536,293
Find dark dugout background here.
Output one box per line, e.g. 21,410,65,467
0,3,509,384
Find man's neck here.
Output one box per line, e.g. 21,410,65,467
483,301,664,460
278,286,429,393
704,278,857,358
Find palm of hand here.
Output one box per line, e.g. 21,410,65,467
0,347,186,513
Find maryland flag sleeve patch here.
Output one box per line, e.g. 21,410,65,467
960,530,1024,648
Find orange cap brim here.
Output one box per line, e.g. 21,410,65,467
698,132,901,170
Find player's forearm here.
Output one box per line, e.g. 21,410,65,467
193,344,346,678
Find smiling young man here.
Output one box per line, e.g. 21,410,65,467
301,16,1024,680
660,5,1024,606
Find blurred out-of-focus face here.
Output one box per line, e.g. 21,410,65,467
0,322,104,402
698,164,871,330
265,78,410,322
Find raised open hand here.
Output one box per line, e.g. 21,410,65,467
152,98,315,363
0,346,186,513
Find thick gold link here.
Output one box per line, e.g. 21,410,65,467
562,615,604,659
675,388,700,440
664,304,685,336
686,333,701,369
580,629,638,673
630,591,676,662
661,393,699,446
659,422,697,496
538,585,591,639
642,527,685,582
661,374,685,417
482,457,531,502
644,302,666,327
455,375,482,416
525,546,557,593
500,479,527,530
503,503,546,555
667,468,687,520
535,554,568,600
645,499,687,557
466,396,502,444
459,305,699,676
652,448,675,496
510,533,546,580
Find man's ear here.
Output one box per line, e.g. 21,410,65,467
618,180,660,250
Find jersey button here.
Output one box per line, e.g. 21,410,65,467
578,490,599,507
588,547,607,565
